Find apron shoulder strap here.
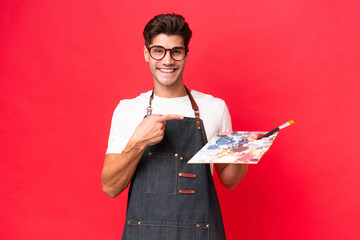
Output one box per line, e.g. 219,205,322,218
184,86,202,131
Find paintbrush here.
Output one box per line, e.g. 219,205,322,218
257,120,295,139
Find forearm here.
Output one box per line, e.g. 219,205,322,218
101,138,146,198
215,163,248,190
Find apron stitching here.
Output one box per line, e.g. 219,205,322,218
175,154,179,195
139,223,141,240
207,225,210,240
128,222,209,228
166,223,169,240
196,225,198,240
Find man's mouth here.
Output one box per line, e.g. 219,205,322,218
158,68,177,73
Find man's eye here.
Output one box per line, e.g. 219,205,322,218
172,49,183,55
153,48,164,54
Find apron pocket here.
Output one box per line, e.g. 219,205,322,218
126,219,209,240
167,222,209,240
146,152,178,195
126,219,141,239
195,223,210,240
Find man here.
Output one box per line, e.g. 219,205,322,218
102,13,255,240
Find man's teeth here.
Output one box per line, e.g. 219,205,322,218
159,69,176,73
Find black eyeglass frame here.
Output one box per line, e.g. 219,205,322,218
147,46,189,61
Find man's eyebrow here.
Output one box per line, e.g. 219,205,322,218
150,45,185,48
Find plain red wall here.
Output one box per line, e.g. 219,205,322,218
1,1,359,239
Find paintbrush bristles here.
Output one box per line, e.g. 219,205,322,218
279,120,295,130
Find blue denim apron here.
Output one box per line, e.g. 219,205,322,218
122,87,226,240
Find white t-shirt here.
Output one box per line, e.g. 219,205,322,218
106,89,232,155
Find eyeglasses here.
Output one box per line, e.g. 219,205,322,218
148,46,188,61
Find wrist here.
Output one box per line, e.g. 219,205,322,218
127,135,147,153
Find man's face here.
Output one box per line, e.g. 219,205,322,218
144,34,188,88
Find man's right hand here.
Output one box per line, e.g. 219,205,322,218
132,114,184,149
102,114,183,197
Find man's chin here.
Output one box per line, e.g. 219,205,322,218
155,78,180,87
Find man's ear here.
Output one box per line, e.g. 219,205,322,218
144,46,150,62
184,53,188,63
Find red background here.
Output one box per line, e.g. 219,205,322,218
1,1,359,239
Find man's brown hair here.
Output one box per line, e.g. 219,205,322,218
143,13,192,49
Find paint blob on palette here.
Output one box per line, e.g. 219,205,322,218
188,131,278,164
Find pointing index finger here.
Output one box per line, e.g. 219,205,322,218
161,114,184,121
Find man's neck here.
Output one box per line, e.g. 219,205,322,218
153,81,187,98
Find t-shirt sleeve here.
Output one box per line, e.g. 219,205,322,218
211,101,233,175
106,102,129,154
218,101,233,133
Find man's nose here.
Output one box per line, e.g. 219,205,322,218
162,50,174,65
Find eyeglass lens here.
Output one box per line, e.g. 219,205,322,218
149,46,187,61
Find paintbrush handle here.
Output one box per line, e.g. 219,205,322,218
258,127,280,139
257,120,294,140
